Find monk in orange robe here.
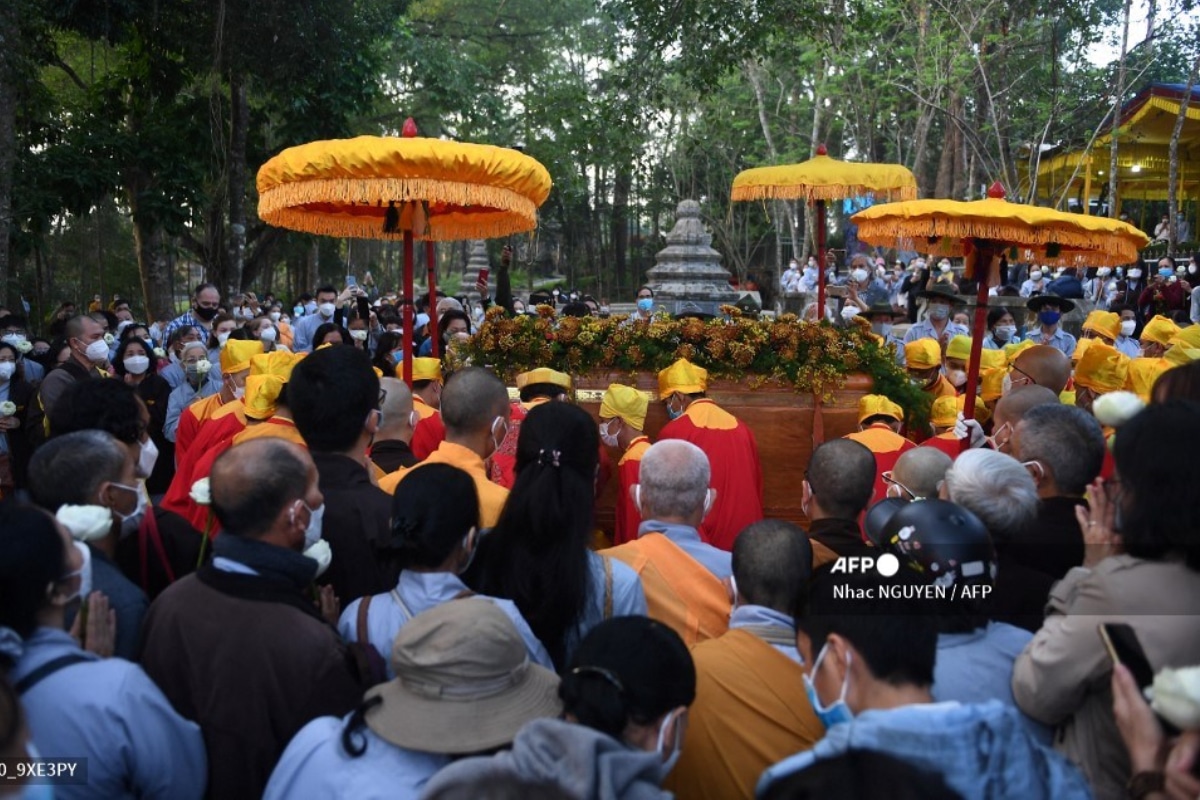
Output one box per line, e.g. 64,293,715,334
655,359,762,551
920,394,990,458
598,383,651,545
407,357,447,460
905,338,957,403
844,394,916,505
666,520,824,800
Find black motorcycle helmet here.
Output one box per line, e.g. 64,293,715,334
879,499,997,589
864,497,908,546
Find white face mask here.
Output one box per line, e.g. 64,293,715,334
851,268,869,283
350,329,369,341
1129,269,1143,279
939,263,952,273
123,355,150,375
0,362,14,381
600,419,620,448
260,327,278,343
83,339,110,363
490,416,509,453
217,331,231,346
946,368,968,388
108,482,147,523
654,708,686,779
302,502,325,548
1030,271,1043,281
318,302,336,318
269,311,281,322
1120,320,1136,337
137,437,160,478
1098,268,1111,277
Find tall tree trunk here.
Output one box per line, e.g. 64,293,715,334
612,166,630,293
127,177,174,318
745,59,802,268
1167,54,1200,258
227,73,248,292
1109,0,1133,218
0,0,18,311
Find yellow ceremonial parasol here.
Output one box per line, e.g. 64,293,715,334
852,182,1149,445
256,118,552,383
731,144,918,316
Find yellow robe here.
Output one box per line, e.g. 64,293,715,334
380,441,508,528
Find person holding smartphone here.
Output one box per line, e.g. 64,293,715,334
1011,401,1200,799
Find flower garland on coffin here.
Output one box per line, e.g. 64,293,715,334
453,305,927,422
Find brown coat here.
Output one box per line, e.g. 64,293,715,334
140,566,363,800
1012,555,1200,800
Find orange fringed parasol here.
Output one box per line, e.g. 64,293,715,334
256,119,552,382
731,145,917,321
853,183,1149,448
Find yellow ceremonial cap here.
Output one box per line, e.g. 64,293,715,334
248,350,300,379
904,339,941,370
981,368,1006,402
1071,337,1093,364
515,367,572,391
1164,345,1200,366
219,339,264,374
1170,325,1200,350
1003,339,1036,361
243,375,286,420
1141,315,1181,347
978,348,1006,370
858,394,904,425
1125,358,1171,402
405,357,443,383
1074,341,1130,394
945,335,973,362
658,358,707,397
1082,310,1120,342
599,383,648,431
929,394,990,428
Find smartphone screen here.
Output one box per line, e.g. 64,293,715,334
478,268,489,285
1099,623,1180,735
346,275,357,288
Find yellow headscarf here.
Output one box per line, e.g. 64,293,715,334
658,358,708,397
857,394,904,425
219,339,264,374
599,384,649,431
904,339,941,370
1074,341,1130,394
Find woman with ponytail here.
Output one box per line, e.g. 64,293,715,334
337,463,552,677
419,616,696,800
466,402,647,670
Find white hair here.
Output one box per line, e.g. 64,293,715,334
944,449,1038,540
638,440,710,519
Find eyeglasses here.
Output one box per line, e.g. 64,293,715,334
881,471,917,500
377,388,388,410
1007,362,1037,386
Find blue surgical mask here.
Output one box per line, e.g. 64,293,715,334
994,325,1017,342
637,297,654,313
927,303,950,321
803,643,854,729
1038,310,1061,327
665,396,683,421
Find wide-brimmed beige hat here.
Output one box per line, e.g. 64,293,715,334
365,598,562,754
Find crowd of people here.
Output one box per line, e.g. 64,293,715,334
0,264,1199,800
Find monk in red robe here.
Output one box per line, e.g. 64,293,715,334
489,367,571,488
844,394,916,505
599,383,651,545
407,357,446,461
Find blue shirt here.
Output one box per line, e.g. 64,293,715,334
90,547,148,660
933,623,1051,745
983,333,1019,351
564,553,648,663
1025,326,1077,358
264,714,449,800
164,375,221,441
730,604,801,664
10,627,207,800
903,318,969,345
163,311,212,344
0,379,9,456
758,700,1089,800
293,312,335,353
638,519,732,580
338,571,553,678
1114,335,1142,358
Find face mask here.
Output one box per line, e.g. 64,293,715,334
299,502,325,548
600,419,620,448
1190,264,1198,275
994,325,1016,342
83,339,110,363
1129,269,1143,279
233,385,246,400
318,302,336,318
1,333,25,348
665,397,683,421
1038,310,1061,327
0,362,14,381
804,643,854,729
871,322,892,337
269,311,282,322
490,416,508,453
217,331,231,346
939,263,951,273
194,306,219,322
1159,268,1174,279
946,368,968,388
295,305,306,317
457,529,478,575
408,410,421,430
1120,320,1136,337
260,327,277,343
851,268,869,283
137,437,160,478
108,482,147,523
350,329,369,341
637,297,654,313
1098,268,1111,277
927,303,950,321
654,708,686,778
1030,271,1043,281
513,305,526,314
123,355,150,375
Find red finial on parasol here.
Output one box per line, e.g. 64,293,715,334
402,117,419,138
816,143,828,156
986,181,1006,199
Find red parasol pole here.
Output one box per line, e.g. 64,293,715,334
960,238,995,453
402,229,414,387
816,199,828,321
426,240,439,359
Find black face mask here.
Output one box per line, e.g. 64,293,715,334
194,306,219,322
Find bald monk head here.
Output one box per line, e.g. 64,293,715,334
440,367,511,459
803,438,875,522
210,439,322,549
991,385,1059,455
891,447,952,500
732,519,813,618
1011,345,1071,395
376,377,416,443
635,439,711,528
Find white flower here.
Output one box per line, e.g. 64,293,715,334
840,305,861,320
1148,666,1200,731
153,347,166,358
16,340,31,354
56,505,113,542
1093,391,1145,428
195,359,212,374
189,477,212,506
0,401,15,417
304,539,333,578
103,333,115,345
